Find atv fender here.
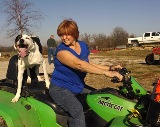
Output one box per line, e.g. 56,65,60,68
109,116,129,127
0,90,61,127
0,103,23,127
109,116,145,127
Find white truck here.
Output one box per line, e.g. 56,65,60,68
127,32,160,47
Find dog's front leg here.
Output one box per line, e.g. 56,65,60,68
26,68,31,83
11,67,25,103
42,60,50,89
36,65,44,81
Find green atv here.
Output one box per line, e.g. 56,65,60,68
0,55,160,127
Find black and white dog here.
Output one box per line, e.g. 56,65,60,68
12,34,50,103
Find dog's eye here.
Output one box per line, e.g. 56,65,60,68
26,37,30,39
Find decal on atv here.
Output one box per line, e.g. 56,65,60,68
98,98,123,111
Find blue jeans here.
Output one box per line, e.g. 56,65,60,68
49,84,86,127
48,47,56,64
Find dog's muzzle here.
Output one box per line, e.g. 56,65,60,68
17,44,29,58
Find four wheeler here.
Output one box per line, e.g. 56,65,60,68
0,56,160,127
145,47,160,65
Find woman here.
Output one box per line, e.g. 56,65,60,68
49,19,123,127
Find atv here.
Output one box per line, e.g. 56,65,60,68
0,55,160,127
145,47,160,65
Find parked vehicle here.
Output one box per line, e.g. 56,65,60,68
145,47,160,65
127,32,160,47
0,56,160,127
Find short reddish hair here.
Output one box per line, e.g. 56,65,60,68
57,19,79,40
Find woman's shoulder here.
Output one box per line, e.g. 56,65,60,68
78,40,86,44
78,40,88,46
57,43,66,48
78,40,89,49
56,43,69,52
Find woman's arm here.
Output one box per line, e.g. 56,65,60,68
90,63,122,71
89,56,122,71
57,50,123,80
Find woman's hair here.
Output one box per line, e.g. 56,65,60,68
57,19,79,40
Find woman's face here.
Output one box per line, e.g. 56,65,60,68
60,35,75,46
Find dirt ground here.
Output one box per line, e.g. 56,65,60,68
0,58,54,80
0,55,144,80
0,52,159,92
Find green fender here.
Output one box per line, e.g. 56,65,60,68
0,103,23,127
131,76,147,96
109,116,145,127
0,90,61,127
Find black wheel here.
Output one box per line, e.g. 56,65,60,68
132,42,139,47
145,53,155,65
126,44,132,48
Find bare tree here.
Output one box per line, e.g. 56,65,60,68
93,34,109,50
80,33,92,46
80,33,113,50
0,0,43,37
110,27,129,48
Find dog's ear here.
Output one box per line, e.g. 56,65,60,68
31,36,40,43
15,35,22,43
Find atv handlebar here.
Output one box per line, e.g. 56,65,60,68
111,68,131,83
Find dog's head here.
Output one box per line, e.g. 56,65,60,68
14,34,36,58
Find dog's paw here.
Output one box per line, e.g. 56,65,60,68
11,96,20,103
46,85,49,89
45,81,50,89
37,75,44,81
27,76,31,83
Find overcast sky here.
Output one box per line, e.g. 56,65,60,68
0,0,160,46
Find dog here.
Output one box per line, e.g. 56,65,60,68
12,34,50,103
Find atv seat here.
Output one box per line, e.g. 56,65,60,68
33,92,68,116
0,80,68,116
20,82,68,116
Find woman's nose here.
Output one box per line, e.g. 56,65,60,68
62,35,66,39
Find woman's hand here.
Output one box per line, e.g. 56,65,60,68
109,65,122,71
113,72,123,81
104,71,123,81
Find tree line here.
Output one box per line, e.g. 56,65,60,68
79,26,134,51
0,0,135,54
0,26,135,55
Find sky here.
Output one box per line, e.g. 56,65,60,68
0,0,160,46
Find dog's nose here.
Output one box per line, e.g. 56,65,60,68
20,39,24,44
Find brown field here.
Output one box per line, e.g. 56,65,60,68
0,47,160,92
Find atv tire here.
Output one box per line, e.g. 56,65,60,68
145,53,156,65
